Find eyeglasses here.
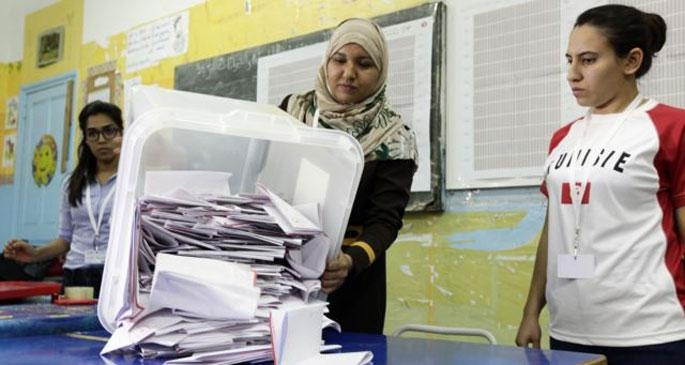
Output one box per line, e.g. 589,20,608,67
85,125,121,142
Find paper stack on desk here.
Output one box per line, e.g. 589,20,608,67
102,172,345,364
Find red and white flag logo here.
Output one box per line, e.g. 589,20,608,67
561,182,591,204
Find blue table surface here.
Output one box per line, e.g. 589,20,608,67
0,327,606,365
0,301,101,338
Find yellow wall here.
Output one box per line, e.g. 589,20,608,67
0,62,21,183
5,0,423,181
10,0,427,117
387,210,549,346
77,0,423,99
22,0,83,86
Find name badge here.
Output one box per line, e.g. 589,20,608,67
84,249,107,265
557,254,595,279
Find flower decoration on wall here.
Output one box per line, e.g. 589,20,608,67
32,134,58,187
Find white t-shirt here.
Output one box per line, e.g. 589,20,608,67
542,100,685,346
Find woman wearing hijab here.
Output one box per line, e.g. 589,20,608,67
280,18,417,334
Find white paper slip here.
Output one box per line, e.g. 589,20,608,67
557,254,595,279
285,235,330,279
259,184,322,235
294,202,322,228
141,192,215,209
102,310,186,354
140,332,187,347
101,321,136,355
149,253,260,319
164,344,272,364
142,216,219,250
270,303,372,365
301,352,374,365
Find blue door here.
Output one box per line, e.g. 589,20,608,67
14,74,76,242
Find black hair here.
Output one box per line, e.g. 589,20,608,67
575,4,667,78
67,100,123,207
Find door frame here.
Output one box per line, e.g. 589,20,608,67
12,71,78,241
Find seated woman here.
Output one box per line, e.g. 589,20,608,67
3,101,123,298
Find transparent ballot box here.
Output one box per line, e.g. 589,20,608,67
98,86,363,332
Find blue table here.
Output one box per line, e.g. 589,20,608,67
0,302,101,338
325,330,606,365
0,328,606,365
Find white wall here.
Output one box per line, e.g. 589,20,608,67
0,0,206,62
0,0,59,62
443,0,626,189
443,0,536,189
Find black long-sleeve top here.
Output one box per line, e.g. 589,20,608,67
343,158,414,277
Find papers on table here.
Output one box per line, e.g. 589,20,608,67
271,303,373,365
103,177,357,364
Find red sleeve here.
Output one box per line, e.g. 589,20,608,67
540,119,579,197
648,104,685,208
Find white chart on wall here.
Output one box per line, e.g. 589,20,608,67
449,0,685,189
256,17,434,193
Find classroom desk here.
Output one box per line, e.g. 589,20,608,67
0,301,101,338
0,328,606,365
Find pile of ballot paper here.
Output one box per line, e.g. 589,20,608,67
101,180,343,364
136,184,329,303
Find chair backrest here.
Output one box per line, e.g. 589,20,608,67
392,324,497,345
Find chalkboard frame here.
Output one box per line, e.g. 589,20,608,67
175,2,445,212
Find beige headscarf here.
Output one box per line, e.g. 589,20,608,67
284,18,417,163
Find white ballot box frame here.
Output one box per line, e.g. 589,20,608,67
98,85,364,332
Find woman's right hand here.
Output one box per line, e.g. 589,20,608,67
320,252,353,294
515,313,542,348
3,239,38,263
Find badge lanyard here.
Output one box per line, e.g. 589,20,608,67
567,94,644,258
86,182,116,251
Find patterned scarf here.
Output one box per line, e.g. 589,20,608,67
284,18,417,163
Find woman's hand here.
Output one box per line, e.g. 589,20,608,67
3,239,38,263
515,313,542,348
321,252,353,293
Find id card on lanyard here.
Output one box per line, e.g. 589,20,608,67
557,94,645,279
85,182,115,265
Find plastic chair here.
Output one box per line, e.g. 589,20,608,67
392,324,498,345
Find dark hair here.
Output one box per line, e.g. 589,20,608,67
67,101,123,206
575,4,667,78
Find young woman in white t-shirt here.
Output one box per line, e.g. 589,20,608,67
516,4,685,364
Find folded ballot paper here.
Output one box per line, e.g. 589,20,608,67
148,253,260,320
101,170,366,364
270,303,373,365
